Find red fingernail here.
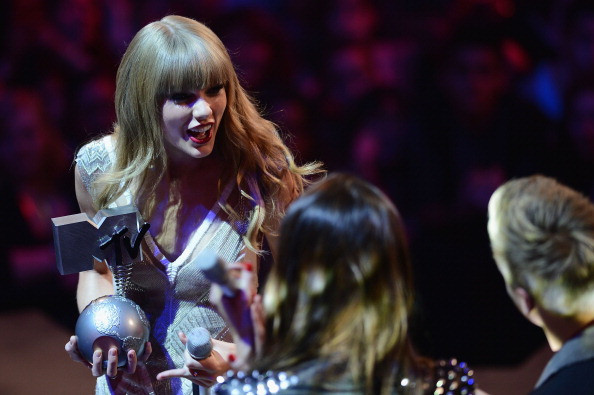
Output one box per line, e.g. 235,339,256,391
228,354,236,362
243,262,253,271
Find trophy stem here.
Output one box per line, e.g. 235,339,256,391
113,262,134,297
97,222,149,298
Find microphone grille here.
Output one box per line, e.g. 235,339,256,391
186,327,213,360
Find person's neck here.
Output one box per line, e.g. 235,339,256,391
163,152,225,204
539,307,594,352
167,151,222,181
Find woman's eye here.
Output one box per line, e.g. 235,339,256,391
170,93,194,104
206,84,224,96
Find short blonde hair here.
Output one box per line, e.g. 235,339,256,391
488,175,594,314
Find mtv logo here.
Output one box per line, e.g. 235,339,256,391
52,205,150,275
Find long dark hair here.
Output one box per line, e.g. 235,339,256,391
258,173,414,394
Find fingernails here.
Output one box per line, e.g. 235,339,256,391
94,350,101,358
109,348,117,357
243,262,253,271
228,354,236,362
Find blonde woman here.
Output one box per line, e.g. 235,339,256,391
211,174,478,394
64,15,321,395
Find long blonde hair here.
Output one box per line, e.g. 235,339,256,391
258,174,414,394
92,15,321,246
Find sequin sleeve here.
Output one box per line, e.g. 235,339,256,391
212,357,478,394
75,136,114,202
407,357,477,394
429,358,476,394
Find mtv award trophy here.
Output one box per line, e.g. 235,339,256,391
52,205,151,368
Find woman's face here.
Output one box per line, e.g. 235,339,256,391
161,83,227,161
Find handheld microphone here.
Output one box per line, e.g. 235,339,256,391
186,327,213,360
186,327,218,395
195,249,236,297
194,249,255,348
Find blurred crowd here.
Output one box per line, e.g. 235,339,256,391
2,0,594,368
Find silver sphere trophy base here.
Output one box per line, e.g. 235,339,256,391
76,295,150,368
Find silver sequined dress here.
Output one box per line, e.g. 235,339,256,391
76,135,255,394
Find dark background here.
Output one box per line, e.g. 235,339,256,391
2,0,593,369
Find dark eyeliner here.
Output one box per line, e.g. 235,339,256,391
170,92,193,103
206,84,224,95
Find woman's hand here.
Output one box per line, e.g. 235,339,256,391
250,293,265,359
65,335,152,378
209,261,263,370
156,332,235,387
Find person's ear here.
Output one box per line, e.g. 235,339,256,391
510,287,543,327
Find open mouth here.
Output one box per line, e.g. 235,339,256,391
188,125,213,145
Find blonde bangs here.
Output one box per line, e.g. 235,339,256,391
155,37,230,97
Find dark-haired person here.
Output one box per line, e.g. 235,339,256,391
211,174,481,394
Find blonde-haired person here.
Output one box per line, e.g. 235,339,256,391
64,15,322,395
210,173,479,394
488,175,594,394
